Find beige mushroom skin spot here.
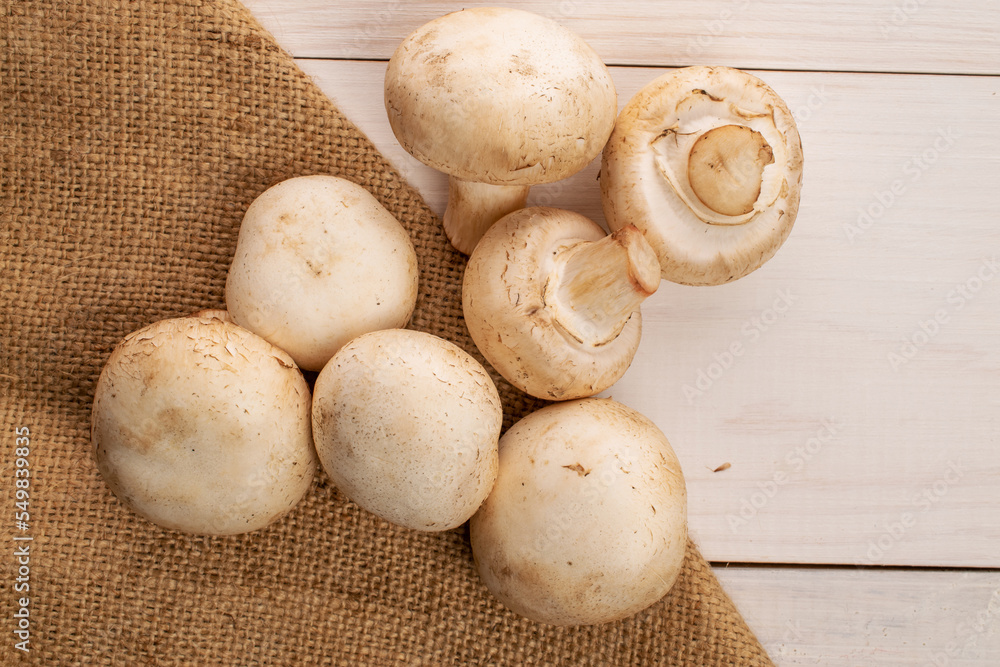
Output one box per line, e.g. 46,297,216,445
91,316,317,536
463,207,658,401
225,175,419,372
311,329,502,532
601,66,804,286
470,398,688,626
384,7,617,254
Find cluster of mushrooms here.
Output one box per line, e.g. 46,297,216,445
92,7,802,627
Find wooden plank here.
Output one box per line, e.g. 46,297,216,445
296,58,1000,567
715,566,1000,665
602,68,1000,567
245,0,1000,75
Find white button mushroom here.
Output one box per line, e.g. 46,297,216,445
91,315,317,536
601,66,804,286
462,207,660,401
384,7,618,255
311,328,503,532
470,398,687,626
225,174,419,372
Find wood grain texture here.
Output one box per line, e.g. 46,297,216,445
296,57,1000,567
717,567,1000,665
245,0,1000,75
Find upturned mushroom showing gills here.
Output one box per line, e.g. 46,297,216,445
91,316,317,536
225,175,419,372
601,66,804,286
463,207,660,401
311,328,503,532
384,7,617,255
470,398,688,626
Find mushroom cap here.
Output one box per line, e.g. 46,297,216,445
225,174,419,372
463,207,643,400
384,7,617,186
91,316,317,536
601,66,804,286
470,398,688,626
311,328,503,532
187,308,233,323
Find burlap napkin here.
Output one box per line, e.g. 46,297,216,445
1,1,774,664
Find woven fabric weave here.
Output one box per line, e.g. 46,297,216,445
1,1,774,664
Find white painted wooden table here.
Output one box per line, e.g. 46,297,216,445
242,2,1000,663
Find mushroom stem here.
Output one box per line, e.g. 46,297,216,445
687,124,774,218
549,225,660,346
443,178,531,255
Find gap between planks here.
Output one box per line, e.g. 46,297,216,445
291,54,1000,80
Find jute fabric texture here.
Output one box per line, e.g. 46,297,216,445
1,1,775,664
